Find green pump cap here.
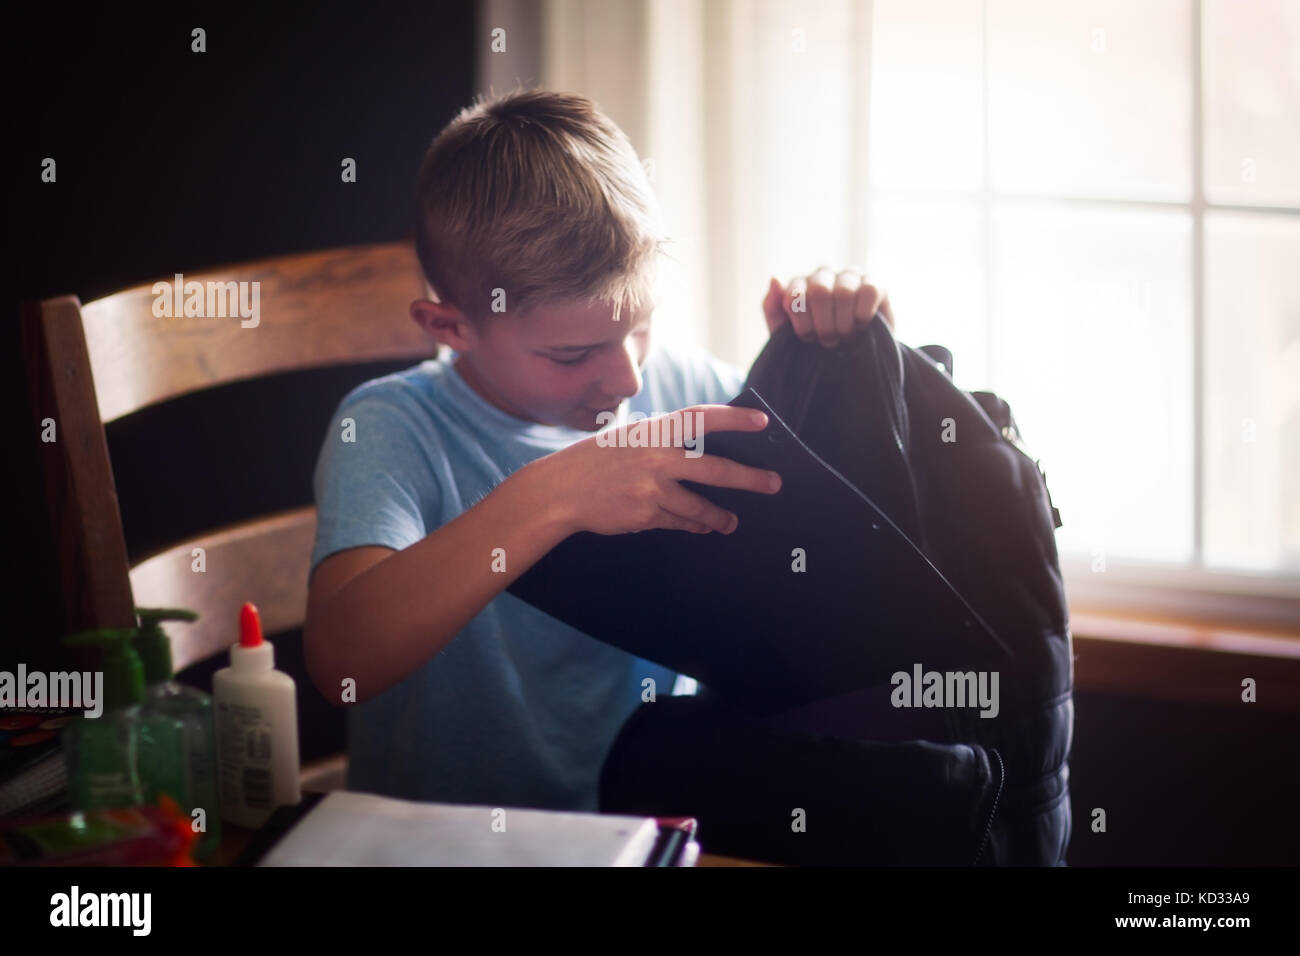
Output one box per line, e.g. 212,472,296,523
62,628,148,708
133,608,199,685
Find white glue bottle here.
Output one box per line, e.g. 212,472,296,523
213,602,301,827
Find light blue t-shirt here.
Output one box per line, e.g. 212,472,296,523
310,340,746,811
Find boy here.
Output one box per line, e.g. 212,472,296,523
303,88,893,812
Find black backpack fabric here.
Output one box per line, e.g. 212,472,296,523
508,318,1073,865
736,319,1074,865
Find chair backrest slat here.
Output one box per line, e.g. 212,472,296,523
81,241,433,423
129,507,318,673
24,241,429,647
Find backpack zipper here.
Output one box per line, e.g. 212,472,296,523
973,747,1005,866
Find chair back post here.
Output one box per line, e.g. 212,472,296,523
21,295,135,634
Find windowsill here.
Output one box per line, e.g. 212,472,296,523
1069,604,1300,714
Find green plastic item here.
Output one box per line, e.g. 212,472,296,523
63,627,147,709
133,607,221,860
134,608,198,685
60,628,187,814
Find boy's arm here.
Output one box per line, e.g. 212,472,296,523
305,405,781,708
304,458,572,706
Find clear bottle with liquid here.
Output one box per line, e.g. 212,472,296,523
61,628,186,813
134,607,222,860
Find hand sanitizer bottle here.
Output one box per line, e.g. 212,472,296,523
134,607,222,860
62,628,186,812
213,602,301,828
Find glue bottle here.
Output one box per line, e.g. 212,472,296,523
212,603,301,827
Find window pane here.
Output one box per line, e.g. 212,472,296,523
987,0,1193,201
1203,0,1300,206
865,195,988,387
725,0,861,365
1205,212,1300,573
991,204,1193,564
754,0,858,281
868,0,984,192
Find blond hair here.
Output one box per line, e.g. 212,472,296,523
414,88,667,325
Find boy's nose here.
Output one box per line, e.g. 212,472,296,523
599,340,644,401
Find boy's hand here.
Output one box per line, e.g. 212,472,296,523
530,405,783,537
762,268,895,348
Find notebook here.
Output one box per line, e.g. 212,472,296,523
257,790,690,867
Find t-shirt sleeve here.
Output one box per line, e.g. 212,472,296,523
656,343,747,407
309,389,441,575
696,351,746,405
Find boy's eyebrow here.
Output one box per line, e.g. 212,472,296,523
543,308,654,351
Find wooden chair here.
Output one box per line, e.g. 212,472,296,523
21,241,435,793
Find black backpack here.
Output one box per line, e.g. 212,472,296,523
511,319,1074,865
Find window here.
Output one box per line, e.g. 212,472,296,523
863,0,1300,613
519,0,1299,622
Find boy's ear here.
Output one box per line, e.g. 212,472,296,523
410,298,476,352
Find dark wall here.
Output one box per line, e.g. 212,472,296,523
8,2,477,759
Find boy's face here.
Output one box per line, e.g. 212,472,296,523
412,293,653,432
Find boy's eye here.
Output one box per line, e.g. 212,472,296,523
550,351,590,366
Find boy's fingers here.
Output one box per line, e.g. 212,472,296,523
807,267,838,347
762,277,787,335
672,453,781,495
848,280,891,334
681,404,770,435
858,284,885,331
834,272,860,340
654,508,714,534
660,482,738,534
784,277,815,342
853,282,878,328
